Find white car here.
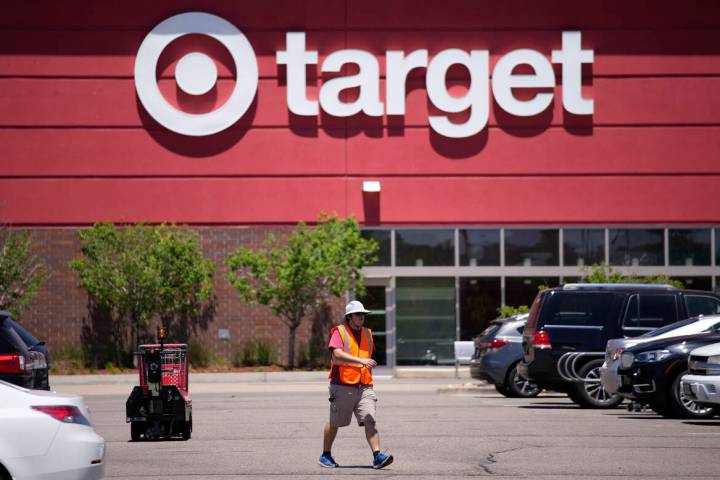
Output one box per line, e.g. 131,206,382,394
0,380,105,480
600,315,720,394
681,342,720,406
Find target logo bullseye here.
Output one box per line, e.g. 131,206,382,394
134,12,258,136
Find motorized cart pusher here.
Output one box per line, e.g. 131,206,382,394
126,328,192,440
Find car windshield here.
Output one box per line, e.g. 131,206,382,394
639,317,698,338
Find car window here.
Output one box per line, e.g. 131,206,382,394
6,319,39,347
624,294,678,329
685,295,720,317
0,325,26,354
540,292,619,327
639,317,697,338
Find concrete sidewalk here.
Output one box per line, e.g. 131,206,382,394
51,365,471,386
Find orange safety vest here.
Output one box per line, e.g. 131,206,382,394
329,323,374,385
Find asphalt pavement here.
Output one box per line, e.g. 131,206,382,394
58,373,720,479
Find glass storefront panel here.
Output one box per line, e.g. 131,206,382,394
669,229,711,266
361,229,391,266
716,229,720,266
357,285,387,365
396,277,455,365
671,276,713,292
609,229,664,266
395,229,454,266
459,278,501,340
505,229,559,266
505,277,560,309
563,228,605,266
459,229,500,266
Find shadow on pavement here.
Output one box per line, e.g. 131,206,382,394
683,421,720,427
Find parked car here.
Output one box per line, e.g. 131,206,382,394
519,283,720,408
0,379,105,479
4,314,51,390
616,332,720,418
470,313,540,398
0,316,35,389
0,312,50,390
601,314,720,395
680,342,720,407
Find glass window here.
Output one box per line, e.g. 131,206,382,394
685,295,720,317
361,230,391,266
357,286,387,365
672,276,712,292
563,228,605,266
669,229,711,266
716,229,720,266
623,294,678,330
396,278,456,365
505,277,560,309
541,291,620,327
395,229,454,266
505,229,559,266
459,278,501,340
459,229,500,266
609,229,664,266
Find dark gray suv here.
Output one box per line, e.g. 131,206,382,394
470,313,539,398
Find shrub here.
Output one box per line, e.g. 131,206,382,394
234,338,276,367
52,345,86,372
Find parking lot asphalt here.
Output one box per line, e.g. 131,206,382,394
72,378,720,479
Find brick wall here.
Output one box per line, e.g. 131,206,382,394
14,226,344,367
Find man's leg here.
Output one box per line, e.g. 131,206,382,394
323,422,338,452
364,421,380,451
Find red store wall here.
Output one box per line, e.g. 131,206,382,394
1,0,720,226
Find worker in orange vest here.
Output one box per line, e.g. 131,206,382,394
319,300,394,469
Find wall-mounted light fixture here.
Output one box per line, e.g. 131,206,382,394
362,181,381,192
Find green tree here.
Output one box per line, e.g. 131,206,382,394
225,214,378,369
69,223,215,365
496,304,530,318
579,263,684,288
0,230,47,319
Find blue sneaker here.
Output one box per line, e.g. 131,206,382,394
318,453,339,468
373,451,394,469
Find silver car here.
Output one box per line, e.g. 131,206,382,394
600,315,720,394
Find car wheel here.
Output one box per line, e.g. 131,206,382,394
494,383,515,397
666,371,716,419
505,365,540,398
181,414,192,440
131,422,145,441
0,463,11,480
570,359,623,409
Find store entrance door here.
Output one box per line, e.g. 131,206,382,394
358,278,395,367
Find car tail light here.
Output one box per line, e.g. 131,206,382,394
532,331,552,349
32,405,90,425
480,339,509,350
0,353,27,374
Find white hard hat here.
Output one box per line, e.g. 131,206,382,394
345,300,371,316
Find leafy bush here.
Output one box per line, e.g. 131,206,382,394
52,345,86,372
188,340,225,368
234,338,276,367
496,305,530,319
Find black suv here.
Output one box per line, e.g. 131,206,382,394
616,332,720,418
519,283,720,408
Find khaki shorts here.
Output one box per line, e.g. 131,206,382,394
328,384,377,427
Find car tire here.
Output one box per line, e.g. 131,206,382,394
663,371,716,419
0,463,11,480
570,360,623,409
131,422,145,441
505,365,540,398
494,383,515,397
181,414,192,440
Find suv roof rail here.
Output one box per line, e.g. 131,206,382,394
562,283,678,290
